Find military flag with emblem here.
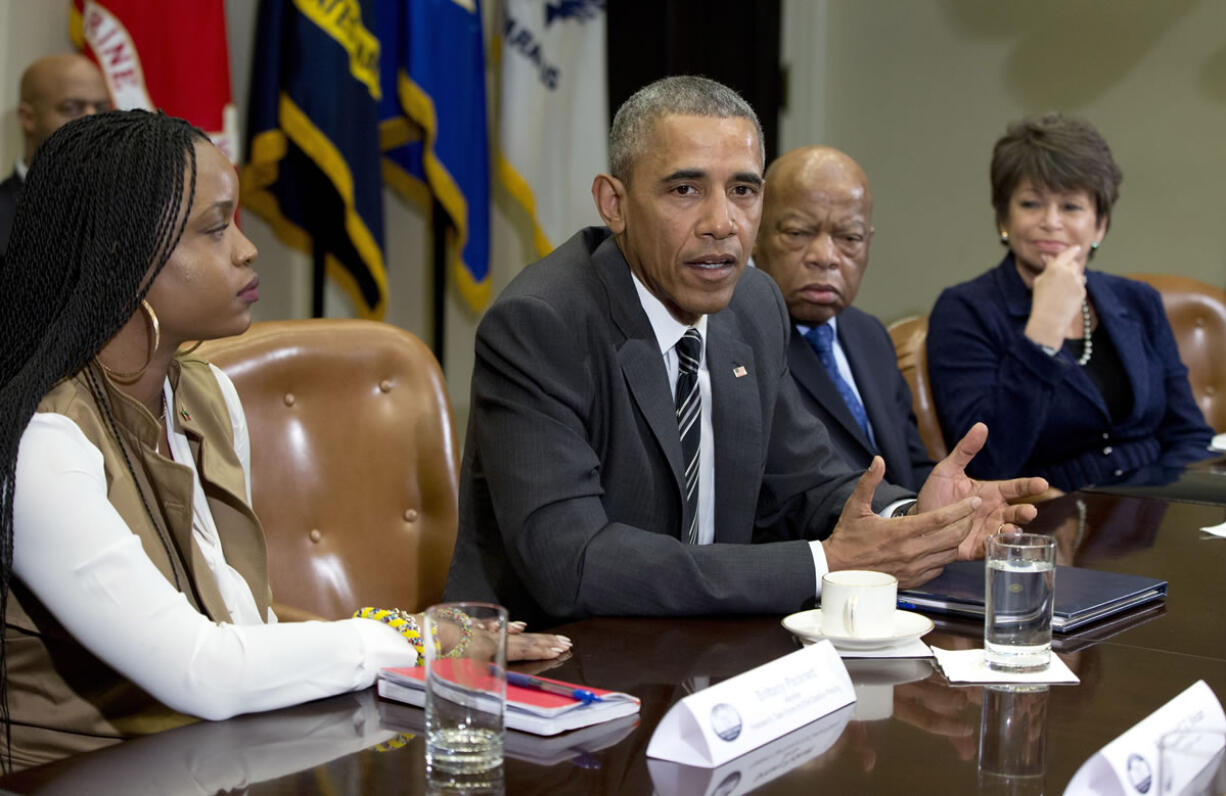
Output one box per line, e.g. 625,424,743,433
243,0,388,318
379,0,491,313
70,0,239,164
498,0,608,256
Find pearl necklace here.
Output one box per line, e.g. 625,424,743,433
1077,300,1093,366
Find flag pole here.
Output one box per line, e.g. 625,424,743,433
312,243,325,318
431,199,447,372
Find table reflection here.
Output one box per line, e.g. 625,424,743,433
1080,455,1226,506
2,489,1224,795
978,685,1050,787
1,689,406,795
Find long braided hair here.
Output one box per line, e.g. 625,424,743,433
0,110,207,767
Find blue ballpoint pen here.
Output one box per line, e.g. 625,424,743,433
506,671,603,705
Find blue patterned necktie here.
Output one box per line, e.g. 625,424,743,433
804,324,876,450
675,329,703,544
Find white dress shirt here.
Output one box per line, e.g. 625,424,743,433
630,274,832,589
14,367,414,721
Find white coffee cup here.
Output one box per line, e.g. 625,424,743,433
820,570,898,638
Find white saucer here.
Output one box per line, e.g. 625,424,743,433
781,609,934,650
1211,432,1226,452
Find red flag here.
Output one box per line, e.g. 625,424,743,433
70,0,238,164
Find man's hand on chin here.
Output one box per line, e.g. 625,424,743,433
916,422,1049,560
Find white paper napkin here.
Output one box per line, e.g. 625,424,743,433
800,637,932,659
1200,520,1226,538
930,646,1080,684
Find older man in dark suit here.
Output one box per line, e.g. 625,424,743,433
1,53,111,256
755,147,934,490
444,76,1046,628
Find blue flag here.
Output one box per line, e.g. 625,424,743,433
243,0,388,318
378,0,491,312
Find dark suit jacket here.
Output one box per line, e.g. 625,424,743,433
787,308,934,491
444,228,912,627
928,254,1213,491
0,168,22,259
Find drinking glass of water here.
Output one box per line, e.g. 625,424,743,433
424,602,508,774
984,533,1057,671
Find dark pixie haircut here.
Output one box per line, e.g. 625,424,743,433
608,75,764,182
0,110,207,767
990,112,1123,227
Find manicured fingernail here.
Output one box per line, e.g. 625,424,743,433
510,621,527,629
551,647,567,654
555,635,571,644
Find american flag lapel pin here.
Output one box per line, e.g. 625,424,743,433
733,365,748,378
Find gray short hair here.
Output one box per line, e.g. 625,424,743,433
608,75,764,182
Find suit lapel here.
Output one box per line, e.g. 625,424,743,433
595,237,688,499
708,315,761,542
788,329,874,451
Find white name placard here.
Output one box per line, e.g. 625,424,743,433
647,703,853,796
646,640,855,768
1065,680,1225,795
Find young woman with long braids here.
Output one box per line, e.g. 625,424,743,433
0,110,569,771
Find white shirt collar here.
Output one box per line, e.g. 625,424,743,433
14,158,29,181
629,271,709,355
795,315,839,339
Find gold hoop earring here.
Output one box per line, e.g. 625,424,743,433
179,340,203,356
99,299,160,383
999,230,1009,244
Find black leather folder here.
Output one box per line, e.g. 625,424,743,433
897,561,1167,632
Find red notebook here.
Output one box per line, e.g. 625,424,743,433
377,666,640,736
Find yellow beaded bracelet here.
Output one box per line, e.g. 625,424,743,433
353,606,429,659
432,607,474,659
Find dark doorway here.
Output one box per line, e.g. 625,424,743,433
606,0,783,164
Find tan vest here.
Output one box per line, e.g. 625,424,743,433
5,358,273,770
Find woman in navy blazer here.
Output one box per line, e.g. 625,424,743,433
928,114,1213,491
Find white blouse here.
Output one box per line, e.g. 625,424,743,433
13,368,415,722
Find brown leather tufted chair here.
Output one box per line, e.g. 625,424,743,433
886,315,949,461
1128,273,1226,433
196,319,459,619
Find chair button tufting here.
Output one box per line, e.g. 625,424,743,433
309,528,322,543
380,380,393,393
284,393,295,406
404,509,418,522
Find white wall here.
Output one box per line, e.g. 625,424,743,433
781,0,1226,322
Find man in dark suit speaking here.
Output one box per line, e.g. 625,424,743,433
755,147,934,490
444,76,1046,627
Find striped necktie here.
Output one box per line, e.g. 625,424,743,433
804,323,877,451
675,328,703,544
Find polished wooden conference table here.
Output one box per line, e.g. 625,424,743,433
2,475,1224,794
